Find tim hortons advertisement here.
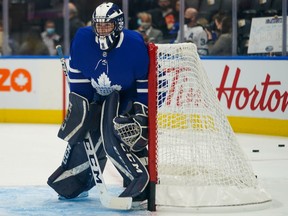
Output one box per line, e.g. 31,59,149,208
202,59,288,120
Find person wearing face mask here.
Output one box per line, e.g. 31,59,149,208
41,20,61,56
135,12,163,43
174,7,208,56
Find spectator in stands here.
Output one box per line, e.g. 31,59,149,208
0,20,14,55
67,2,85,41
41,20,61,56
135,12,163,43
205,12,226,45
174,7,208,56
209,16,232,56
148,0,175,42
0,20,6,55
169,0,182,43
18,26,49,55
213,12,226,36
169,0,200,42
128,0,159,29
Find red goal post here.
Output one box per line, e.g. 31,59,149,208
146,42,271,211
147,43,158,211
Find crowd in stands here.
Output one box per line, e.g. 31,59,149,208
0,0,286,56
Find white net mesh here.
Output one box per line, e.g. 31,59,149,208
153,43,271,207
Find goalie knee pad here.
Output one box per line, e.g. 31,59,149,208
58,92,102,143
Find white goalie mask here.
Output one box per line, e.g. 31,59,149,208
91,2,124,51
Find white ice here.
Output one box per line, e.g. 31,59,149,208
0,123,287,216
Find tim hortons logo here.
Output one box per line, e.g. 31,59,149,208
217,65,288,112
164,68,208,108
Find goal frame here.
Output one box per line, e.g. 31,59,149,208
146,42,271,211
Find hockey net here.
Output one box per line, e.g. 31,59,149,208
147,43,271,211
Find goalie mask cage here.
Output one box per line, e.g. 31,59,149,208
147,43,271,211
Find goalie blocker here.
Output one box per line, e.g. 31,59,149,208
48,91,149,200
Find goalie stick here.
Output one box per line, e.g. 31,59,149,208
55,45,132,210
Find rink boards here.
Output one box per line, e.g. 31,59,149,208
0,56,287,136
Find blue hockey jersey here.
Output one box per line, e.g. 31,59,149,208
68,26,149,113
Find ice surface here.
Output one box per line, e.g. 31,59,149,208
0,123,287,216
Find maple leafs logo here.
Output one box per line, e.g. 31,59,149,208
96,73,111,87
91,72,122,96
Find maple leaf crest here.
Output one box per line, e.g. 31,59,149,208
97,73,111,87
91,72,122,96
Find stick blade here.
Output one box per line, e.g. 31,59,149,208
100,195,132,210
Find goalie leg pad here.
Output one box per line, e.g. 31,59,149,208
58,92,101,143
47,130,107,199
122,148,148,187
101,91,149,198
47,163,92,199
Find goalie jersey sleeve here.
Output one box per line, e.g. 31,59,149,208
68,26,149,112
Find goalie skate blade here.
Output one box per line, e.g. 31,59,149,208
100,195,132,210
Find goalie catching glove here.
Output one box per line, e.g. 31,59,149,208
113,102,148,152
